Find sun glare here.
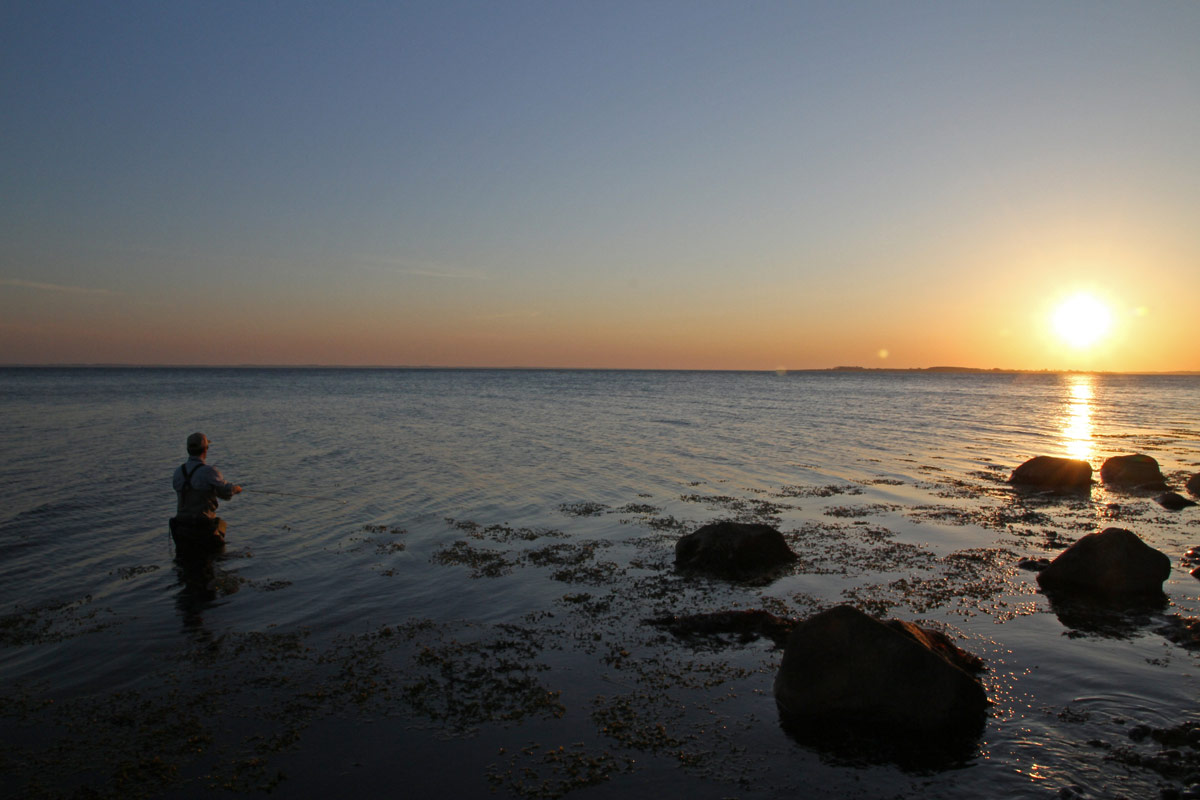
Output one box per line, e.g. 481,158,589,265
1052,293,1113,349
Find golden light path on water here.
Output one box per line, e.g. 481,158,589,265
1060,374,1095,462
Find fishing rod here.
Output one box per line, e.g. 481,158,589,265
241,487,348,504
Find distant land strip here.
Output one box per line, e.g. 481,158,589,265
2,364,1198,376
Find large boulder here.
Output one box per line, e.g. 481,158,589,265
1100,454,1168,491
674,521,797,581
1009,456,1092,491
1036,527,1170,598
773,605,987,735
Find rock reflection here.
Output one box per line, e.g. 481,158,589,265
778,712,984,772
1044,589,1168,640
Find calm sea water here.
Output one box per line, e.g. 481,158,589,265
1,368,1198,798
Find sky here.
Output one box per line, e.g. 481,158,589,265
2,1,1198,371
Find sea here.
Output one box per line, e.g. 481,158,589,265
1,367,1197,799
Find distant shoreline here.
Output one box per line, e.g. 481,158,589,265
2,364,1198,376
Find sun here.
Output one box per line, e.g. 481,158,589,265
1052,292,1113,348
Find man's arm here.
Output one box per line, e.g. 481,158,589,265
201,466,242,499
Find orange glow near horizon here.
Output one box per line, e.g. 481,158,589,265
0,266,1196,371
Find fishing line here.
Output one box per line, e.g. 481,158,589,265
242,487,348,504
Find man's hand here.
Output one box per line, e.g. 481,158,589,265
233,485,243,494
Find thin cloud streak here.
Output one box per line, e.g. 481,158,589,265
0,278,119,296
351,255,488,281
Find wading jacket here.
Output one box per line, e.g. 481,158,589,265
173,457,237,520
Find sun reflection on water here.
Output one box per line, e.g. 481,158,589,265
1061,375,1095,462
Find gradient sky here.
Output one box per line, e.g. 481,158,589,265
3,1,1198,370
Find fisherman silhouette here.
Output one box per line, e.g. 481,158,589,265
169,432,242,557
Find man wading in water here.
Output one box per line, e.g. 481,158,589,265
170,432,242,556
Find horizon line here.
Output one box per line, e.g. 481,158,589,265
3,363,1198,376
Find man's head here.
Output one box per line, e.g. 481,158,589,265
186,432,211,456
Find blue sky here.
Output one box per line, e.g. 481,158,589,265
3,1,1198,369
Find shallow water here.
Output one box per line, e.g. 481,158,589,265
1,368,1198,798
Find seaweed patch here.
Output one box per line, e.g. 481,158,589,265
775,484,864,498
678,494,792,525
112,564,162,580
486,742,633,799
823,503,900,519
432,541,520,578
0,595,118,646
399,624,566,732
558,502,611,517
840,547,1033,618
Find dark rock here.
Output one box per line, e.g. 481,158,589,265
1018,557,1051,572
774,605,987,735
646,609,795,647
1100,453,1169,491
1037,527,1170,598
1009,456,1093,491
1188,473,1200,497
1158,492,1199,511
674,521,797,581
1130,724,1153,741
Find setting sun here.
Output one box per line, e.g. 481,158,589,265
1052,293,1113,349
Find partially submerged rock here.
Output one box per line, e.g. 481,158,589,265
674,521,797,581
1009,456,1092,491
1186,473,1200,497
773,605,986,735
1099,454,1168,491
1036,527,1170,599
1155,492,1197,511
646,609,794,647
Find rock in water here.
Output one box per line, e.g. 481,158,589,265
773,605,987,734
646,609,795,647
1036,527,1171,598
1187,473,1200,497
1155,492,1197,511
674,521,797,581
1099,454,1168,491
1009,456,1092,491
